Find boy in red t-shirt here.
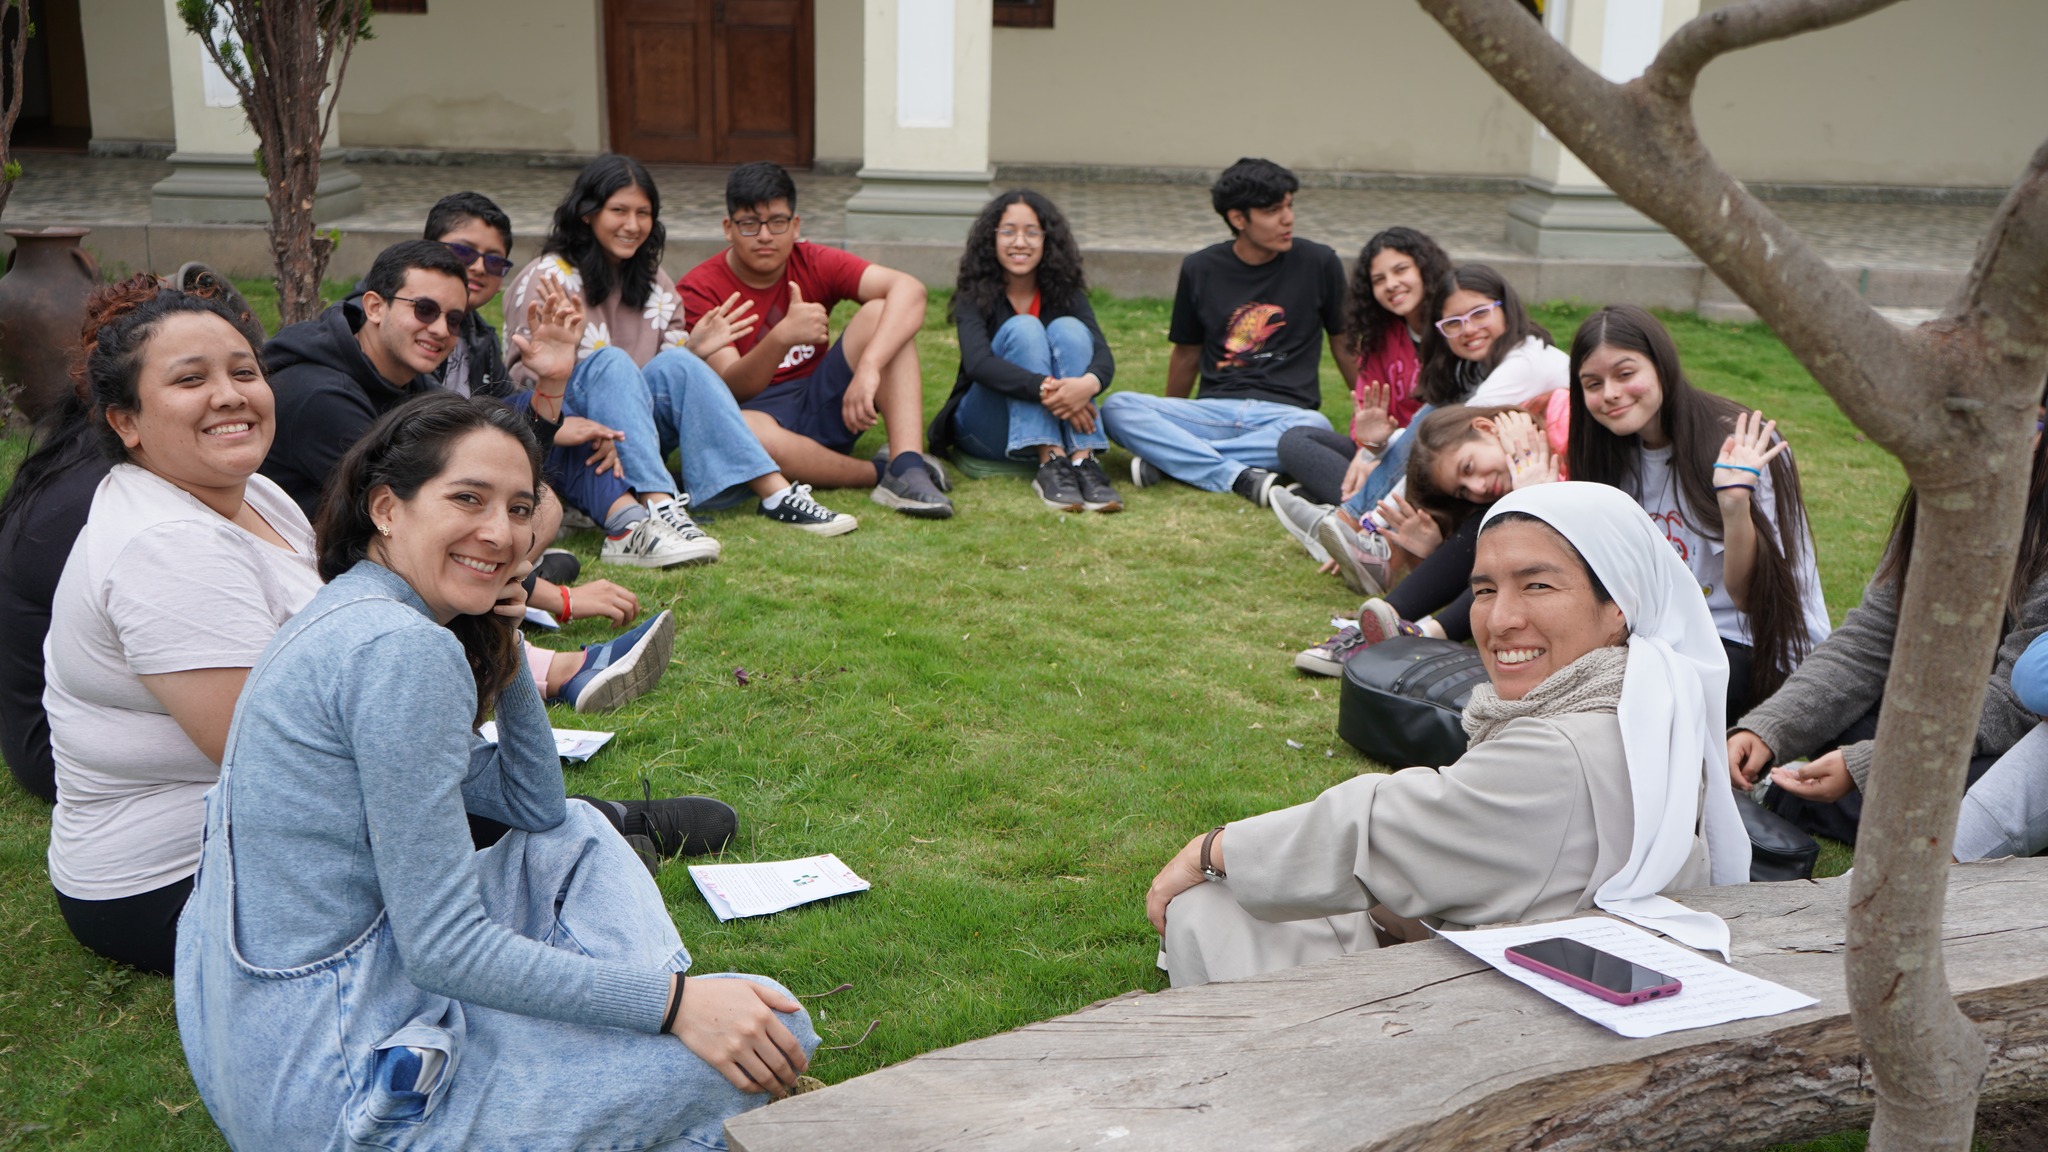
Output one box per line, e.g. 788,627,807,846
678,162,953,518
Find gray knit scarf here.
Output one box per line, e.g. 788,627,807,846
1462,645,1629,747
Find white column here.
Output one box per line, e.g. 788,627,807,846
1505,0,1699,259
842,0,994,242
150,0,362,224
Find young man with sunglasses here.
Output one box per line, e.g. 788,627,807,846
679,162,954,518
1099,158,1351,508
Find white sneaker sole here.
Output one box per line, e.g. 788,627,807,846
600,537,723,569
786,512,860,537
1293,648,1343,677
571,611,676,713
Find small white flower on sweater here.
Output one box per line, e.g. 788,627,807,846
662,328,689,350
644,281,679,330
578,321,611,359
547,257,583,297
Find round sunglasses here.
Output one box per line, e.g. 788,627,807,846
386,295,468,333
442,241,514,277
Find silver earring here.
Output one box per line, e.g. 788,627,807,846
376,524,391,537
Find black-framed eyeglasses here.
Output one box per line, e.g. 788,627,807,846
732,215,795,237
1435,300,1504,337
387,295,468,332
442,241,513,277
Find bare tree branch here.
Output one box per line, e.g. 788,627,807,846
1953,137,2048,361
1645,0,1906,102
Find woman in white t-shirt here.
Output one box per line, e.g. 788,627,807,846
1565,304,1830,713
43,289,324,975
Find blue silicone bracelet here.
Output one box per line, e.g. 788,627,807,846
1715,463,1762,477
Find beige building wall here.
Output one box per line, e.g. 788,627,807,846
815,0,865,162
80,0,173,143
985,0,1536,176
336,0,605,154
1692,0,2047,187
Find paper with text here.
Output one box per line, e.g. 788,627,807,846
688,855,870,921
1440,916,1818,1038
476,722,614,763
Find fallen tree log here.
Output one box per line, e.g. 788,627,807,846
727,857,2048,1152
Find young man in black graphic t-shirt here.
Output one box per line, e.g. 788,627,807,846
1100,158,1352,506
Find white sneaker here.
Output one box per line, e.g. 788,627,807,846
601,504,721,569
1270,485,1334,563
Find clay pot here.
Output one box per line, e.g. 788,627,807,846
0,226,99,425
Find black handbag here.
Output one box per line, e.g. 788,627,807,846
1734,790,1819,881
1337,637,1490,769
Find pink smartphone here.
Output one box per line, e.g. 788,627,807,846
1504,937,1682,1006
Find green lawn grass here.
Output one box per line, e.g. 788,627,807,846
0,288,1905,1149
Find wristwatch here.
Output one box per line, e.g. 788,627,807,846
1200,826,1227,881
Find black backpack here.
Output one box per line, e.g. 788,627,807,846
1337,637,1488,770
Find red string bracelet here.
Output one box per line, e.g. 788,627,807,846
559,584,573,623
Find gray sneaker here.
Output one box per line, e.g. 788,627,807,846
1070,456,1124,513
872,448,951,492
1032,457,1085,512
1130,456,1164,488
871,455,955,518
1270,485,1333,563
1315,515,1393,597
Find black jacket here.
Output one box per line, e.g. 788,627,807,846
927,289,1116,457
260,300,434,518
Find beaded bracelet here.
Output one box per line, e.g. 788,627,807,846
1714,463,1762,477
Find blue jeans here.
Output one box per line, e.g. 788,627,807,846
506,390,635,522
1350,402,1433,516
563,346,780,506
1098,393,1331,492
952,315,1110,461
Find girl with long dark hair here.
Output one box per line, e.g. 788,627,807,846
1272,226,1450,535
1739,420,2048,845
177,392,818,1149
504,154,856,547
930,188,1122,512
1567,305,1827,713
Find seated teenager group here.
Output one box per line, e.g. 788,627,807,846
0,153,2044,1146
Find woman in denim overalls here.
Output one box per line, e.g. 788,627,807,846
177,393,815,1150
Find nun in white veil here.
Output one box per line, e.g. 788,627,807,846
1148,482,1750,987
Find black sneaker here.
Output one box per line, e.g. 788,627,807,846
1231,466,1280,507
622,782,738,858
1032,457,1085,512
1070,456,1124,513
1130,456,1164,488
758,483,859,536
871,453,955,518
534,547,581,587
624,833,662,877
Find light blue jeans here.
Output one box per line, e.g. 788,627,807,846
179,794,817,1151
1098,392,1331,492
953,315,1110,461
563,345,780,506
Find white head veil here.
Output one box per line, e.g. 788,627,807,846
1482,482,1751,959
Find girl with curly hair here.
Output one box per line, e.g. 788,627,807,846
930,189,1122,512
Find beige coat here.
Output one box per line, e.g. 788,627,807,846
1162,710,1713,987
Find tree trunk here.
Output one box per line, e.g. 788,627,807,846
0,0,29,224
1412,2,2048,1146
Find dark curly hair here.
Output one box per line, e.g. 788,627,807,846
951,189,1086,325
315,392,541,728
1343,227,1452,366
541,153,664,311
1565,304,1813,708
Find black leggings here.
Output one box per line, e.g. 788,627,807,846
1276,426,1360,508
54,874,194,977
467,795,626,850
1387,516,1480,641
1763,701,1997,846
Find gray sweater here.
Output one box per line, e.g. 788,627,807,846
1735,570,2048,790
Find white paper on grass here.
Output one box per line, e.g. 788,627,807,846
1439,916,1819,1038
476,721,614,763
522,606,560,631
688,855,870,921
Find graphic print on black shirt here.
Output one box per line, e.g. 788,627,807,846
1167,238,1346,410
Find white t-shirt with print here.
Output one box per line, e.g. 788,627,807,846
1634,443,1832,650
45,465,322,900
1466,336,1570,408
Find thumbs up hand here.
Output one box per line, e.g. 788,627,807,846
775,280,831,349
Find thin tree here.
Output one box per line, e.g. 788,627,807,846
0,0,30,222
177,0,372,325
1416,1,2048,1147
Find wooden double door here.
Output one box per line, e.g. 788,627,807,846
605,0,814,167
